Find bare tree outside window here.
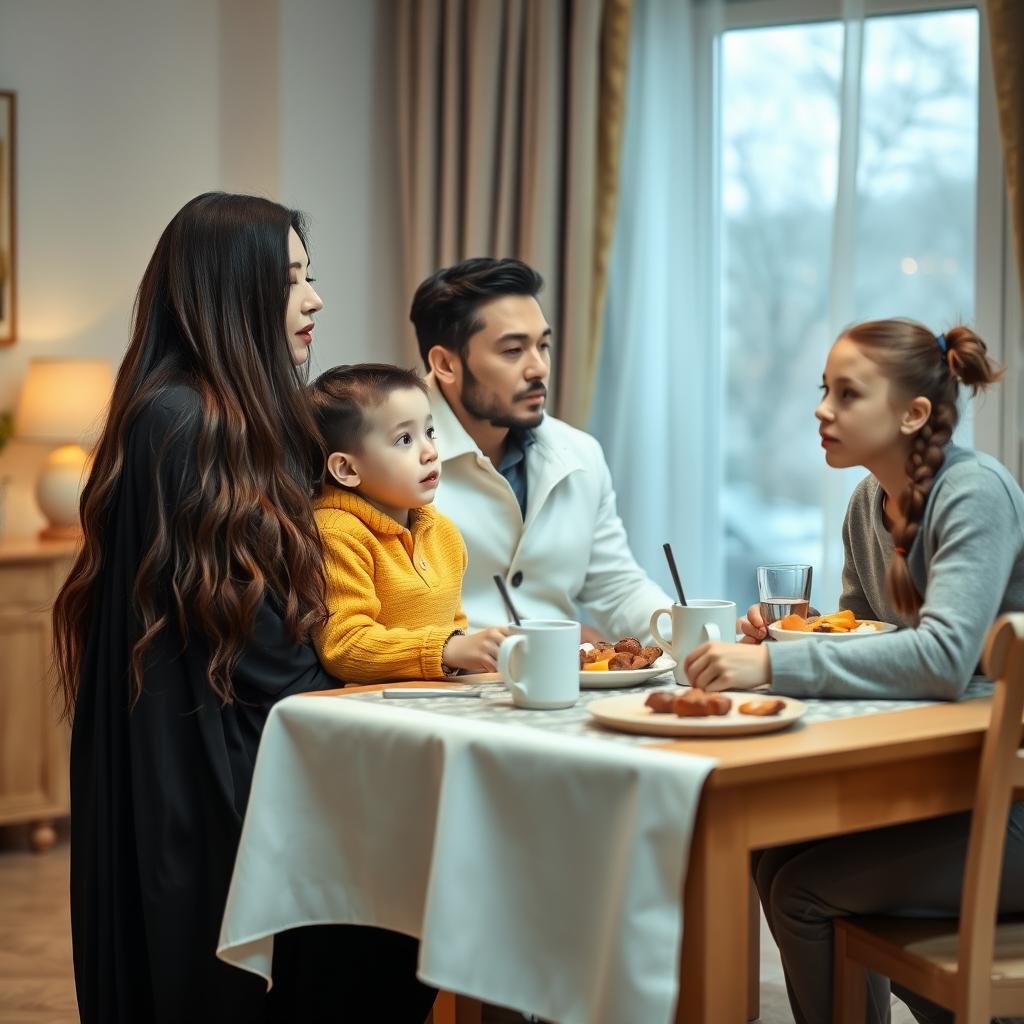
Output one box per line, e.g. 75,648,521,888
720,9,979,612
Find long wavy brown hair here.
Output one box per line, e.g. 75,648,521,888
53,192,327,720
846,318,1003,618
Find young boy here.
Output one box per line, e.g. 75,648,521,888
308,363,509,683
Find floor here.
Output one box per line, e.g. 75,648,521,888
0,828,916,1024
0,826,77,1023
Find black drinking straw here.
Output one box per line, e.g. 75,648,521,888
493,574,522,626
662,543,688,607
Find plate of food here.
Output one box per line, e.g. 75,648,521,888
589,688,806,736
579,637,676,689
768,609,897,642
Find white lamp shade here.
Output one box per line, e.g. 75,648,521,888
15,358,114,447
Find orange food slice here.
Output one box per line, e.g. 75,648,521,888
778,614,812,632
810,609,864,632
582,661,610,672
817,610,855,623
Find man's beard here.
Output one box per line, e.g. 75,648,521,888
460,362,546,430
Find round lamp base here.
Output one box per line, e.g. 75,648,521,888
36,444,90,537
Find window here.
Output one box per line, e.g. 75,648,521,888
719,5,981,612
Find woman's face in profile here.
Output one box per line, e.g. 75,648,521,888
286,227,324,365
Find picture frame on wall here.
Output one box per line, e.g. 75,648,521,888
0,91,15,347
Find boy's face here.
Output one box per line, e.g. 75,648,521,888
328,387,441,521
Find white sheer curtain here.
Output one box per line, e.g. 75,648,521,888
594,0,982,615
589,0,723,604
819,0,868,614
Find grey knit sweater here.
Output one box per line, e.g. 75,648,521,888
767,445,1024,699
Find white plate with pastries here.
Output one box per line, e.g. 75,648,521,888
580,654,677,689
578,642,675,689
588,689,806,736
768,615,897,642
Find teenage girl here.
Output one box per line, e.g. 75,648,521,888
685,319,1024,1023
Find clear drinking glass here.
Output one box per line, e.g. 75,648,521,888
757,564,813,626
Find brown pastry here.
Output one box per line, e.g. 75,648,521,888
613,637,642,655
580,647,603,665
672,690,712,717
608,653,634,670
594,641,615,651
670,689,733,717
640,645,663,663
738,698,786,717
706,694,732,716
644,690,676,713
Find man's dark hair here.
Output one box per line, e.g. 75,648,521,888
409,257,545,368
308,363,427,466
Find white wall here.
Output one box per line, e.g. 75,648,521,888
0,0,403,537
278,0,404,374
220,0,281,199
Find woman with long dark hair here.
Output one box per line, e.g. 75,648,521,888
54,192,437,1023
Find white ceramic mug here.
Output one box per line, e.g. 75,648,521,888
498,619,581,709
649,600,737,685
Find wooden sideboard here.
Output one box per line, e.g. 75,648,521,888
0,539,78,851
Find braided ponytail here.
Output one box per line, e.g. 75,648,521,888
844,320,1003,618
888,402,955,615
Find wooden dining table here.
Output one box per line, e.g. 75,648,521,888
308,682,999,1024
661,694,997,1023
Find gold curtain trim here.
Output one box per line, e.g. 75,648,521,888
581,0,633,425
987,0,1024,299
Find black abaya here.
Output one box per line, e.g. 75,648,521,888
69,386,435,1024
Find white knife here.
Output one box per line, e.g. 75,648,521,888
382,688,483,699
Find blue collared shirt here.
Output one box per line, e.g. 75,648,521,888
497,428,536,518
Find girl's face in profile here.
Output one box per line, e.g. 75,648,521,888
814,337,922,470
286,227,323,365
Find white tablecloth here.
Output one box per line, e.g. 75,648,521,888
217,693,714,1024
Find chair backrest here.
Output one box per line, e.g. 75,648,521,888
956,613,1024,1021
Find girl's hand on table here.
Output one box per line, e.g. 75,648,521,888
444,628,511,673
684,641,771,692
738,603,768,644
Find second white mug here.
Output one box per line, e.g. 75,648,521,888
497,618,581,709
650,600,737,685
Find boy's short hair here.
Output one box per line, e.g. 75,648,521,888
409,257,545,368
309,363,428,459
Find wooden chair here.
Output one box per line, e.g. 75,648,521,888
429,991,483,1024
833,613,1024,1023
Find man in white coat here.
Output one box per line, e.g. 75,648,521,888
410,257,673,643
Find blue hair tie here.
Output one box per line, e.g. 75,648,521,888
935,333,948,354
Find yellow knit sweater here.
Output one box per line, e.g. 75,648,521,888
313,488,468,683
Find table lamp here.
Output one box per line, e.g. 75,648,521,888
14,357,114,540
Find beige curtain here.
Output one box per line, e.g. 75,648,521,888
397,0,632,427
987,0,1024,299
